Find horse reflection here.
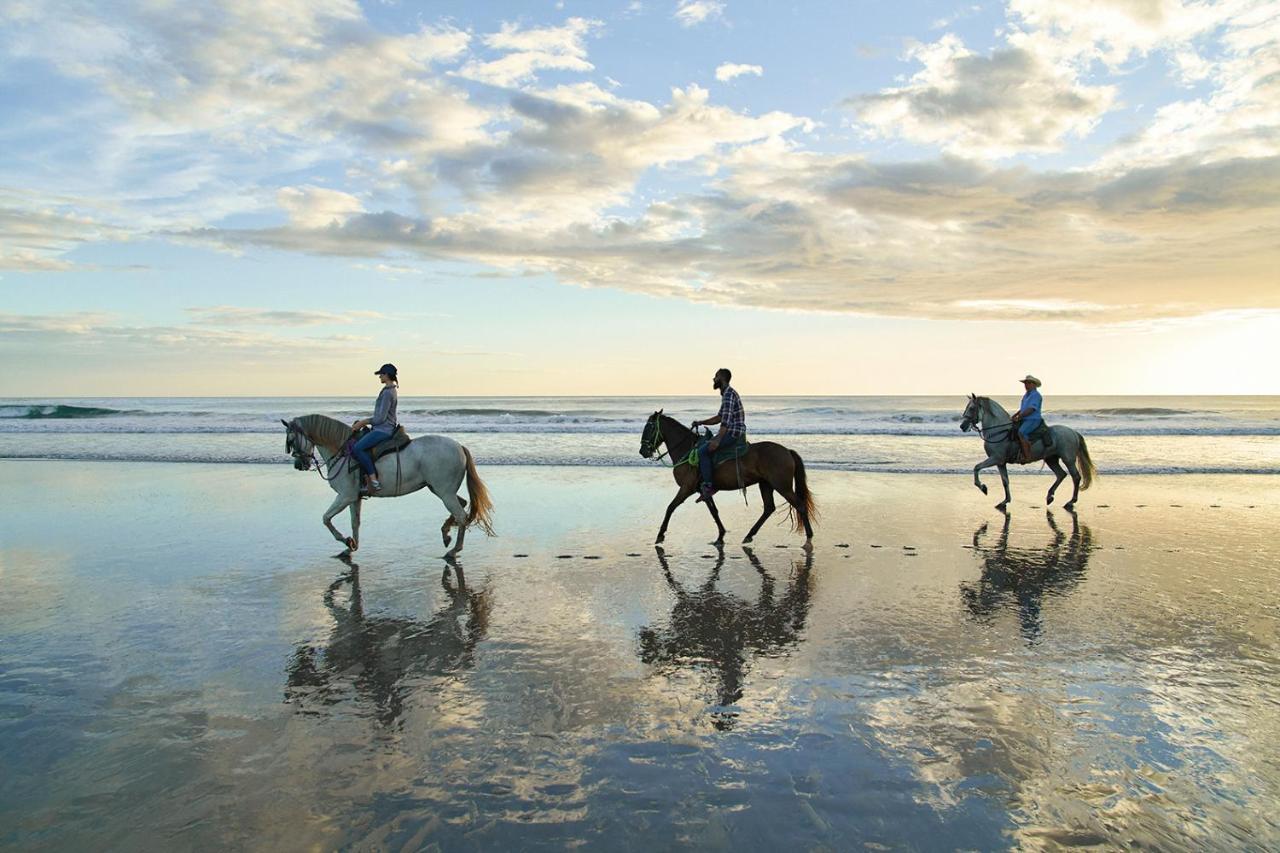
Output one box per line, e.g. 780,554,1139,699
961,509,1095,643
286,560,491,725
638,545,814,730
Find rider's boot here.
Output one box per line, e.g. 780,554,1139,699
696,482,714,503
1017,435,1032,463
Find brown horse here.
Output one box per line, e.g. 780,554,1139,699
639,411,816,546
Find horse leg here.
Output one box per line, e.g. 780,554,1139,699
441,516,456,548
702,494,727,545
1062,456,1081,511
347,500,362,552
323,493,356,549
995,464,1011,511
656,485,695,544
973,455,1000,496
441,493,468,557
743,483,776,544
1045,457,1067,506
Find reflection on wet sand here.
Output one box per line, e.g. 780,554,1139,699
638,545,813,729
961,510,1096,643
285,560,491,725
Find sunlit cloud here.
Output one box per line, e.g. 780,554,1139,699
674,0,726,27
715,62,763,82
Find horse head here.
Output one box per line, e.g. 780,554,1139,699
639,409,665,459
282,418,315,471
960,394,981,432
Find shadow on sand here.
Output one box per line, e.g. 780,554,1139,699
961,509,1096,644
285,557,491,726
638,545,814,730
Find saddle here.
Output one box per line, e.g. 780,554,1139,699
358,425,412,462
711,434,750,467
1012,421,1054,463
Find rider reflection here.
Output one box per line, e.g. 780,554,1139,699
285,559,491,726
961,510,1095,643
637,545,814,730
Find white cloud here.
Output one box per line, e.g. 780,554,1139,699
276,186,365,229
455,18,601,87
715,62,763,82
674,0,725,27
850,35,1116,157
185,306,383,326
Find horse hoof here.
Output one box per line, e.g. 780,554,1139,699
1046,494,1055,506
442,535,452,547
742,537,753,544
979,484,988,495
995,502,1007,511
344,537,357,551
1064,502,1075,511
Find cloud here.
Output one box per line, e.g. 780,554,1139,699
276,186,365,229
674,0,725,27
193,149,1280,323
0,200,129,270
185,307,383,327
849,35,1116,157
455,18,601,87
715,63,763,82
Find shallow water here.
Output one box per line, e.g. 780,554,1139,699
2,463,1278,850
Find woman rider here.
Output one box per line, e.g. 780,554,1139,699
1011,374,1043,462
350,363,399,493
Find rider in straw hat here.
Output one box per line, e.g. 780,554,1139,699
1011,375,1043,462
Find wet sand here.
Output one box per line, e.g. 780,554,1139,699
2,462,1278,850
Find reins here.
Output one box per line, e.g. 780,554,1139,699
969,399,1015,443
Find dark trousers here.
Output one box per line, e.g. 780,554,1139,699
698,434,743,487
698,438,715,486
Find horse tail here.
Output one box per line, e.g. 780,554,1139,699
462,447,496,535
1076,433,1096,491
789,450,818,532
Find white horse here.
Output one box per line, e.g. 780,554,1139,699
959,395,1096,511
282,414,494,557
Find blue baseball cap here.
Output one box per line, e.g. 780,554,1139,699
375,363,397,377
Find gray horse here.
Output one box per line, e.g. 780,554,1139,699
960,395,1096,511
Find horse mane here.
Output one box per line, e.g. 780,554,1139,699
659,413,693,442
979,396,1011,424
296,413,351,451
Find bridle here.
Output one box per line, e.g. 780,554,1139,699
642,415,697,469
962,397,1014,443
286,422,355,483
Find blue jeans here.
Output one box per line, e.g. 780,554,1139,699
698,438,715,487
352,429,391,477
1018,419,1041,439
698,434,743,488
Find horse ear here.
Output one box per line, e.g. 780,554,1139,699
281,419,290,427
658,408,663,414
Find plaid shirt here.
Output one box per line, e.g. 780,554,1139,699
718,385,746,438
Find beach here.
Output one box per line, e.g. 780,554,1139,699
3,460,1278,850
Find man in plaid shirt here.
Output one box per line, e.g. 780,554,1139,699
691,367,746,500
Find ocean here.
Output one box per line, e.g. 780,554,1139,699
2,395,1278,475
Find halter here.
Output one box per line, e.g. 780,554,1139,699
966,398,1015,443
290,423,355,483
644,416,696,469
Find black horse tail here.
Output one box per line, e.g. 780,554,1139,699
1077,433,1096,491
789,450,818,532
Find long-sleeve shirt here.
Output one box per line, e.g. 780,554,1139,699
718,386,746,438
370,386,398,433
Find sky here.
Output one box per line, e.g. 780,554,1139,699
1,0,1277,396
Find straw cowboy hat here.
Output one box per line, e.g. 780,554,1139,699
1019,375,1042,387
